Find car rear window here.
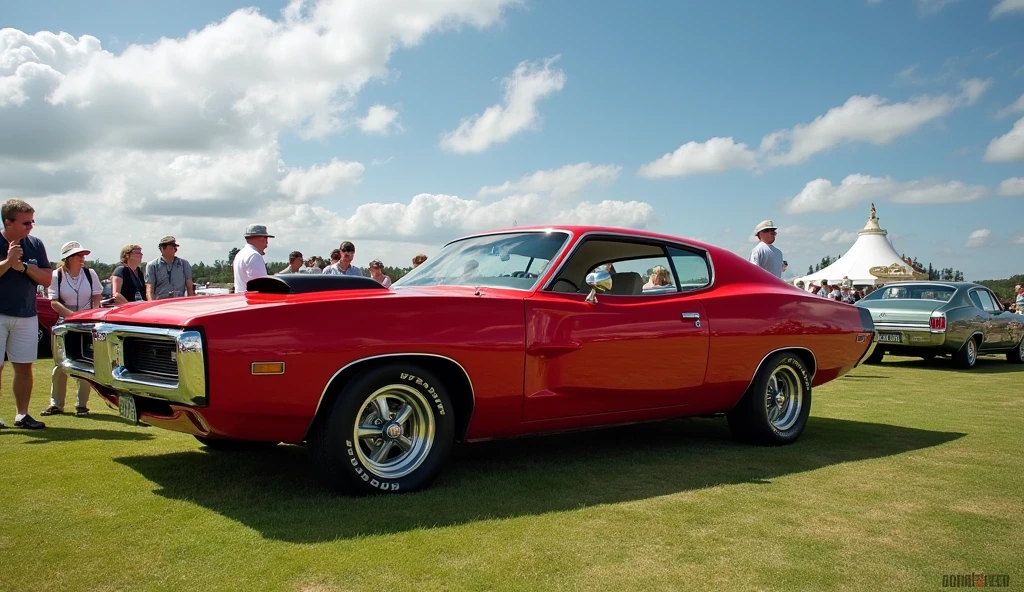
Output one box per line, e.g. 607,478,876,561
862,284,956,301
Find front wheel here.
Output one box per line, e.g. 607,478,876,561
727,352,812,446
309,364,454,495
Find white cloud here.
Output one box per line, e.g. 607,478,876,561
785,174,896,213
785,174,990,213
762,82,986,166
891,179,989,204
357,105,401,135
0,0,521,263
1014,235,1024,245
279,158,364,202
966,229,991,248
478,162,622,198
439,56,565,154
336,193,655,243
821,229,858,244
984,117,1024,161
992,0,1024,17
996,93,1024,118
998,177,1024,196
637,137,757,178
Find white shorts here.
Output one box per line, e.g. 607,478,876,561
0,314,38,364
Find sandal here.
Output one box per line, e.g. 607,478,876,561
75,407,90,417
40,405,64,416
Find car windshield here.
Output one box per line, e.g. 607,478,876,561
393,231,570,291
861,283,956,302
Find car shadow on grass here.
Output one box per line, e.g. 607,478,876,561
1,426,154,443
114,416,963,543
879,356,1023,374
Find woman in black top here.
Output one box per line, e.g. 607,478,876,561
110,243,147,304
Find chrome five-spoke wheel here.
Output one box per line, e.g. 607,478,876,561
353,385,436,480
764,366,804,432
310,363,455,495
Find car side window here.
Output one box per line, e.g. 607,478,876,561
667,246,711,292
979,290,1001,313
597,256,679,296
968,290,987,310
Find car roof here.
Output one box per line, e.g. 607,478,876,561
449,225,717,251
875,281,981,289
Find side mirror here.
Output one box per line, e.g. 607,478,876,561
584,270,613,304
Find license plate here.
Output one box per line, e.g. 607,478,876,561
878,333,902,343
118,394,138,424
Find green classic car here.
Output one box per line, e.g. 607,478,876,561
856,282,1024,369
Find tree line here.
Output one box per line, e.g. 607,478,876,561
806,255,965,283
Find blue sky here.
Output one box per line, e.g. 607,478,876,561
2,0,1022,279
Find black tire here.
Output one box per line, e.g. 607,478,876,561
1007,338,1024,364
727,352,812,446
309,363,454,495
865,347,885,364
953,337,978,369
37,324,51,359
194,436,279,451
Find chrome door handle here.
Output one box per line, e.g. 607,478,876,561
681,312,701,328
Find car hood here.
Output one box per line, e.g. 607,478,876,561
63,285,522,327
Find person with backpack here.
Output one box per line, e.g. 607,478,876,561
40,241,102,417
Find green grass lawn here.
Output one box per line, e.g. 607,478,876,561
1,356,1021,591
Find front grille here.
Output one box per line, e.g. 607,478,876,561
65,331,94,363
124,337,178,379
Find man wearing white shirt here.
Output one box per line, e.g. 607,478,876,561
233,224,274,293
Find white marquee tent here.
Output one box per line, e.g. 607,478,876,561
791,204,927,288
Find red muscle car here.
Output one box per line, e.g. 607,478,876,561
54,227,876,495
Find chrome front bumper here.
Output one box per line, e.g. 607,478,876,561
53,322,207,406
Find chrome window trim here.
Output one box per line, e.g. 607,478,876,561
304,353,476,440
540,230,715,295
53,322,207,406
392,229,575,293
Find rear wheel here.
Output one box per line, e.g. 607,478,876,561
953,337,978,369
865,347,885,364
727,352,812,446
309,363,454,495
1007,338,1024,364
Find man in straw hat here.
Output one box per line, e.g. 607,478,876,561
233,224,274,294
750,219,784,278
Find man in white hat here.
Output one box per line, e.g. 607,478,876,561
750,219,783,278
233,224,274,294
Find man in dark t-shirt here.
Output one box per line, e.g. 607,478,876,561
0,199,52,429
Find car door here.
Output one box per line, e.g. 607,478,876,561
522,239,711,422
968,289,1004,350
978,288,1015,349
